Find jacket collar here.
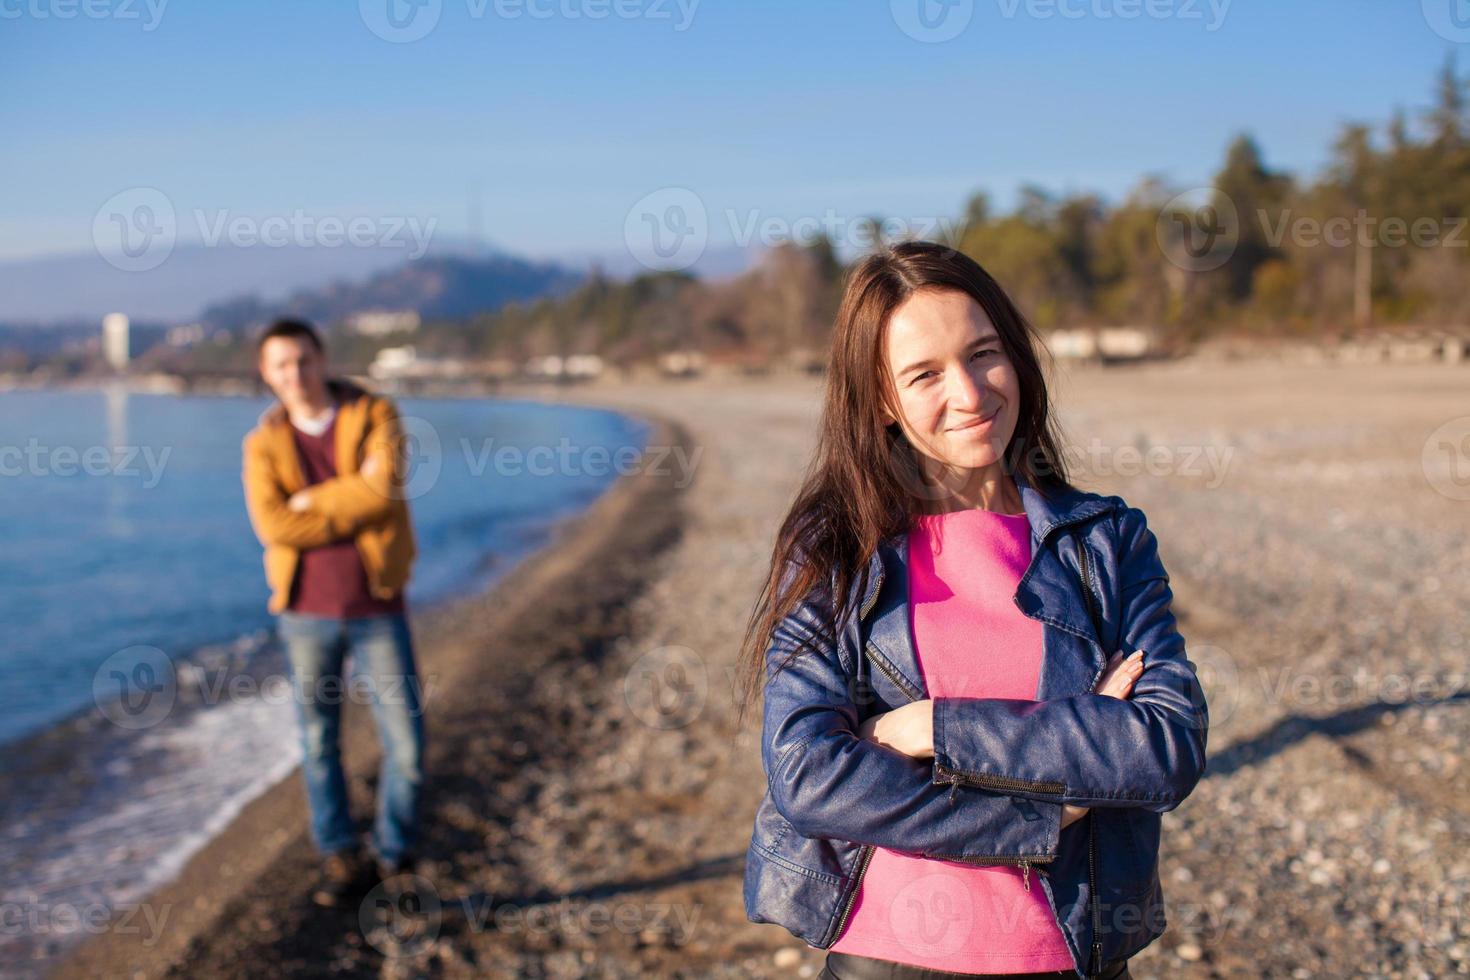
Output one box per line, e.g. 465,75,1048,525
858,469,1115,700
256,377,370,429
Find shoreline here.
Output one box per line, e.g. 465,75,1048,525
51,404,690,979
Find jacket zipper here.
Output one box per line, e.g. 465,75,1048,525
830,843,875,943
1075,530,1102,648
865,644,917,701
829,574,885,946
933,762,1066,797
1088,809,1102,977
1074,530,1105,977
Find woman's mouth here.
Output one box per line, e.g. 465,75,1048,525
948,410,997,433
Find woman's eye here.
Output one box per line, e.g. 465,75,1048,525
972,348,998,360
910,371,935,385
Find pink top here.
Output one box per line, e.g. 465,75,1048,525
829,507,1075,974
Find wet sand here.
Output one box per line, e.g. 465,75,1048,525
53,359,1470,978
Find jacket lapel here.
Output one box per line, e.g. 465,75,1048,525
332,382,361,475
256,378,366,490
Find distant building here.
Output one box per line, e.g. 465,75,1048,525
368,345,467,380
102,313,129,370
1048,329,1098,360
1047,327,1155,362
369,345,421,379
167,323,206,347
346,310,421,336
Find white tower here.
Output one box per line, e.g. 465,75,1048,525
103,312,130,371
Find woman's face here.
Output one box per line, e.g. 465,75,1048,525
880,286,1021,476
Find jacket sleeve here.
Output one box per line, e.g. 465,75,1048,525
929,504,1209,812
763,568,1064,862
241,431,357,549
300,397,404,526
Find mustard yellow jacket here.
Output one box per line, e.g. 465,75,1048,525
242,378,417,614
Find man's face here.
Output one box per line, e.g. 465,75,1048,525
257,336,328,408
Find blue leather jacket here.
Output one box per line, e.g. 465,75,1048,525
743,469,1209,978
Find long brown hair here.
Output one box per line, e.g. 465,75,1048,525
733,240,1076,728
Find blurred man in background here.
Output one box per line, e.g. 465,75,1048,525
242,318,424,907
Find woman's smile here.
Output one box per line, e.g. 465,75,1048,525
947,409,997,434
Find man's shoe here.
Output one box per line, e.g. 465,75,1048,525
375,851,417,881
312,848,373,908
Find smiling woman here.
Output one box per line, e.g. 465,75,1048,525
739,241,1206,980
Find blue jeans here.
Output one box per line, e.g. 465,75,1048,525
277,610,425,864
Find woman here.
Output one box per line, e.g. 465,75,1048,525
739,242,1208,979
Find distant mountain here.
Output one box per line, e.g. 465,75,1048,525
0,237,558,325
199,253,582,332
0,244,412,324
0,235,753,327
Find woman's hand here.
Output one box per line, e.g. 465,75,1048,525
857,699,934,759
1061,649,1146,829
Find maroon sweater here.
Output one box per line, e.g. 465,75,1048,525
287,413,406,619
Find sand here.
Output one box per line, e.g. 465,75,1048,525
49,359,1470,978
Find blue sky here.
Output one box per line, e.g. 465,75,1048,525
0,0,1455,263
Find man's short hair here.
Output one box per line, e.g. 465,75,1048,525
255,318,324,356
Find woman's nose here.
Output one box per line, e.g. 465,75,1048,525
947,365,984,410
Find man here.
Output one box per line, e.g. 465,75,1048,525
241,318,424,907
